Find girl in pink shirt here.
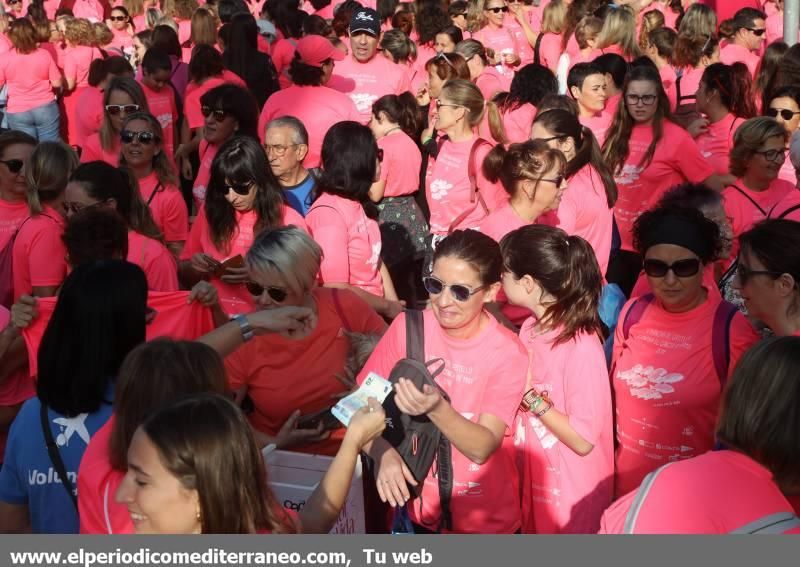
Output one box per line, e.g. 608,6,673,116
357,229,528,533
602,337,800,533
119,112,189,259
455,39,511,101
472,1,522,80
595,4,641,62
62,19,105,146
307,122,404,320
532,109,617,277
66,162,180,292
765,86,800,185
180,137,305,314
108,6,136,55
12,143,78,301
81,78,149,165
500,225,613,533
534,0,566,72
611,205,759,498
690,63,756,176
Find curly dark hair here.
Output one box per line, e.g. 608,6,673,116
632,204,723,264
287,53,326,86
494,63,558,112
416,1,451,46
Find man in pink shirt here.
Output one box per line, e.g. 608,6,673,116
719,8,767,77
327,8,412,124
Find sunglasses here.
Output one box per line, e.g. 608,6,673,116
434,51,456,70
0,159,24,174
7,0,21,4
422,275,486,302
245,281,288,302
486,6,509,13
539,175,564,187
625,94,657,106
735,263,782,285
767,107,800,121
754,148,786,163
120,130,158,144
201,106,229,121
223,181,254,196
643,258,701,278
110,15,127,21
105,104,139,115
747,27,766,37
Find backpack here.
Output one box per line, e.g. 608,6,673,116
432,136,492,234
381,310,453,531
672,71,701,129
619,293,738,385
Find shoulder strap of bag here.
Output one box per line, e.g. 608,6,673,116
533,32,544,66
730,184,768,217
331,287,352,332
40,403,79,510
436,436,453,532
621,293,655,340
768,202,800,220
712,300,738,387
447,138,492,233
405,309,424,362
731,512,800,534
146,182,163,207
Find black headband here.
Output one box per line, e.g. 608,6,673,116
638,213,714,260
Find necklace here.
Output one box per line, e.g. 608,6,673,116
383,126,402,137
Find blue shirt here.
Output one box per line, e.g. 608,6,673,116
282,174,316,217
0,386,114,533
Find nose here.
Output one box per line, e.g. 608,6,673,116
663,269,678,286
115,472,135,504
256,290,277,308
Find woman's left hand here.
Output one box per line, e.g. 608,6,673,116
220,266,249,284
187,280,220,307
394,377,444,416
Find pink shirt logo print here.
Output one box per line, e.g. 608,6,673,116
617,365,685,401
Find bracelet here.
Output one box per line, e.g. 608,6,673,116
535,402,553,418
421,135,433,146
529,395,545,413
232,313,254,343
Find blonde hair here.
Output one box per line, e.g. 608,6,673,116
25,142,79,215
541,0,567,35
100,78,150,150
64,18,95,46
466,0,486,33
440,79,486,127
575,16,602,50
678,3,717,40
124,0,146,17
246,226,323,298
93,22,114,47
729,117,788,178
191,7,218,46
118,112,179,187
638,9,665,52
596,4,640,59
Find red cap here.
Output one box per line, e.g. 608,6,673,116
296,35,345,68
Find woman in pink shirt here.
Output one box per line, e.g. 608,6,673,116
62,18,105,146
307,122,404,320
455,39,510,101
75,56,135,149
65,162,179,292
500,224,613,533
181,6,218,62
595,4,640,62
118,112,188,259
180,136,305,314
0,18,62,142
690,63,757,176
611,205,759,498
81,77,149,165
472,0,521,80
357,229,528,533
765,86,800,184
533,0,566,72
107,6,136,55
13,143,78,301
531,109,617,277
602,336,800,533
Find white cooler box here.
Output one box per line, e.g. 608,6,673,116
263,449,365,534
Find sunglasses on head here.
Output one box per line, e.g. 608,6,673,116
245,281,288,302
422,275,486,302
643,258,701,278
110,15,127,21
747,27,766,37
201,106,229,121
486,6,509,13
223,181,254,196
105,104,139,115
0,159,24,174
120,130,158,144
767,107,800,121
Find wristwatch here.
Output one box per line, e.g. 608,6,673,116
232,314,254,343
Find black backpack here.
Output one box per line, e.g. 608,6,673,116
381,310,453,531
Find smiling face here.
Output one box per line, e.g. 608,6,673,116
349,31,379,63
769,96,800,135
121,118,160,171
0,142,35,202
483,1,507,27
745,135,786,183
644,243,706,312
625,79,659,124
733,247,782,326
429,255,497,334
115,428,201,534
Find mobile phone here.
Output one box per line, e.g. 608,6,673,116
297,408,341,431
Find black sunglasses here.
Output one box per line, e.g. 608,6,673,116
120,130,158,144
747,27,766,37
487,6,509,13
223,181,254,196
110,15,127,21
767,107,800,121
735,263,782,285
422,275,486,302
643,258,701,278
245,281,289,302
0,159,24,174
201,106,229,121
105,104,139,115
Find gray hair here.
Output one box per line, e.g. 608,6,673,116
246,225,322,297
266,116,309,146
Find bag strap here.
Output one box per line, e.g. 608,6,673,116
732,512,800,534
447,138,492,233
533,32,544,66
621,293,655,341
40,403,78,510
622,462,675,533
768,202,800,220
331,287,352,332
146,182,163,207
729,185,768,217
436,435,453,532
711,300,737,387
405,309,425,362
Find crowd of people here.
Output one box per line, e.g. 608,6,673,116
0,0,798,535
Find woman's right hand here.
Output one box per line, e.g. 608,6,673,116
381,299,406,320
190,253,220,275
416,85,431,107
273,409,331,449
11,295,38,329
246,306,318,339
343,398,386,449
374,445,417,507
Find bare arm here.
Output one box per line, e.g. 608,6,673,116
322,282,404,320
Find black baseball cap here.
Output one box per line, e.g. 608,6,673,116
349,7,381,37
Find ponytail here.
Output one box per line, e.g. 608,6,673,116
486,99,508,145
482,143,508,184
718,18,736,41
702,62,757,119
482,139,566,197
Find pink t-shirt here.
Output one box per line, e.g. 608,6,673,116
777,152,796,185
184,73,246,130
538,32,563,71
109,27,134,53
579,112,612,147
553,165,613,276
720,42,760,77
766,11,783,44
177,19,191,46
139,82,177,158
472,25,520,80
258,85,361,169
356,309,528,533
306,193,384,297
613,122,714,251
181,204,307,314
64,45,103,89
127,230,178,292
500,104,537,144
377,131,421,198
191,140,218,206
475,66,510,101
0,49,60,113
695,113,742,176
74,86,105,148
426,136,507,235
137,172,188,243
600,451,796,533
71,0,104,21
516,323,613,534
676,66,704,101
79,133,121,166
611,293,758,497
271,38,297,89
12,208,67,301
0,199,31,253
505,16,534,65
0,309,34,461
659,65,677,111
328,54,412,123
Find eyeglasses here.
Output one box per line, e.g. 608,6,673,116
0,159,24,174
200,106,229,121
643,258,701,278
377,148,384,162
536,134,566,143
105,104,140,115
437,102,464,111
110,15,127,21
538,175,564,187
223,181,254,196
766,107,800,121
625,94,657,106
422,275,487,302
263,143,298,157
747,27,766,37
754,148,786,163
245,281,289,302
486,6,509,13
63,199,107,215
120,130,158,144
735,263,782,285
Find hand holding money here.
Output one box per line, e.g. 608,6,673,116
332,372,392,426
342,397,386,451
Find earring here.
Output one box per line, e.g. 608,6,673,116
196,510,202,521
